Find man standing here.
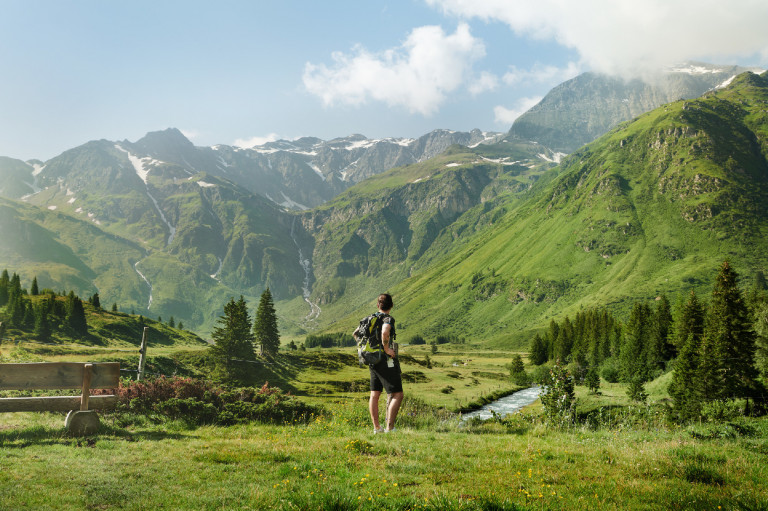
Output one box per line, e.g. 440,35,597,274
368,293,403,433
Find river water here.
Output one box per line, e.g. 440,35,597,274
461,386,542,421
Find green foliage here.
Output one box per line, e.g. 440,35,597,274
112,377,322,426
253,288,279,356
304,332,353,348
528,333,548,365
209,296,256,382
701,261,760,401
626,377,649,403
585,367,600,394
540,362,576,426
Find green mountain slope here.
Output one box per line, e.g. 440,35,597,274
508,63,760,153
13,138,307,333
288,142,560,330
367,72,768,345
0,197,146,300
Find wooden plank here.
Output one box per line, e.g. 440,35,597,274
0,395,117,413
0,363,120,390
80,363,93,411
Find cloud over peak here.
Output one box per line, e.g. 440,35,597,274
427,0,768,77
303,23,485,115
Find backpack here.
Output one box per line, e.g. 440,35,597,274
353,312,387,366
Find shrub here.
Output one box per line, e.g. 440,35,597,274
540,362,576,427
106,377,323,426
701,399,743,423
601,359,621,383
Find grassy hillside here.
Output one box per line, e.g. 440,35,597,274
1,340,767,510
342,72,768,346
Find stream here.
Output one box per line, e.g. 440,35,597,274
290,217,321,322
461,386,542,421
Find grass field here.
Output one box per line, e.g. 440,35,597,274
1,342,767,510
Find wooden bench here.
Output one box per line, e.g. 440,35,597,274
0,362,120,435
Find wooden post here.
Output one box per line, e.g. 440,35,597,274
137,327,148,381
80,363,93,411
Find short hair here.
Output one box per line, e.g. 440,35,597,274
377,293,393,311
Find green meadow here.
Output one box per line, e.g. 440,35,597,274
2,341,767,510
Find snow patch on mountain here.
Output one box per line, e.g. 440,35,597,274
115,145,161,184
307,162,324,178
279,192,309,210
197,181,216,188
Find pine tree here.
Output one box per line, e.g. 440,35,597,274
112,303,118,312
210,296,255,380
701,261,760,401
669,291,706,421
529,334,548,365
30,276,39,296
585,367,600,394
91,293,101,310
253,288,280,356
620,302,651,382
653,295,674,362
508,354,525,375
0,269,9,306
34,303,51,342
169,316,175,328
66,292,88,336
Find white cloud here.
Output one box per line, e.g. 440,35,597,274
503,62,582,86
427,0,768,77
494,96,542,126
234,133,280,148
180,129,200,140
303,23,486,115
468,71,500,95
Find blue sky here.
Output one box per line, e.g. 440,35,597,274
1,0,767,161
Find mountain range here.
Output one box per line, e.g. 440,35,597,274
1,63,766,344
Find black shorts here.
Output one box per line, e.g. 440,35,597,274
369,358,403,394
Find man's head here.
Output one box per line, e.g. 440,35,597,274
377,293,393,312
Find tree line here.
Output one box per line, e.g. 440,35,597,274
0,270,89,342
528,261,767,420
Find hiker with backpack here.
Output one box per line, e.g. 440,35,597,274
354,293,403,434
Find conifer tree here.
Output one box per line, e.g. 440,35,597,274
34,303,51,342
620,302,651,382
168,316,175,328
30,276,39,296
254,288,280,356
529,333,548,365
653,295,674,362
669,291,706,421
585,367,600,394
701,261,760,401
91,293,101,310
508,354,525,375
210,296,255,380
0,269,9,306
9,272,21,296
66,292,88,336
